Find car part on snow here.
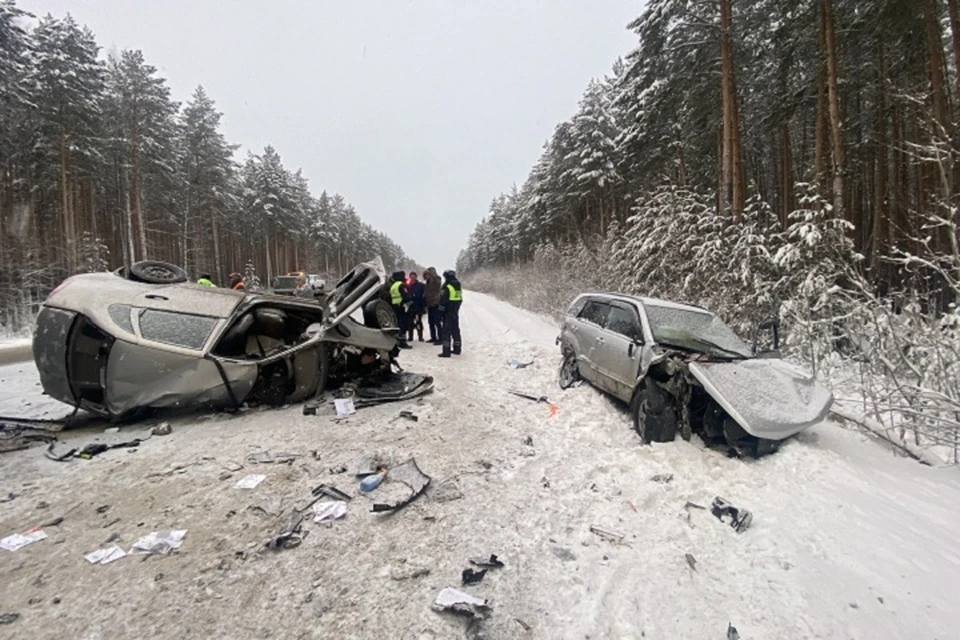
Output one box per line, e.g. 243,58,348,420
313,501,347,523
508,358,533,369
650,473,674,483
395,410,419,422
432,587,491,619
370,457,431,513
589,525,626,544
362,298,398,330
711,497,753,533
351,372,434,408
265,514,306,551
508,389,550,403
461,568,487,585
0,424,57,454
469,554,505,569
45,437,147,461
334,398,356,416
360,470,386,492
151,422,172,436
685,553,697,571
727,622,741,640
127,260,188,285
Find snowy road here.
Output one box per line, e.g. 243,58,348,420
1,292,958,639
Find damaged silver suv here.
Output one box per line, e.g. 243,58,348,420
557,294,833,456
33,258,400,420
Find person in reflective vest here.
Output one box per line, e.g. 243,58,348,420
437,270,463,358
389,271,412,349
197,273,216,287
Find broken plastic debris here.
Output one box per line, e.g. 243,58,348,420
508,359,533,369
85,545,127,565
469,554,504,569
589,525,626,544
313,501,347,523
0,527,48,552
334,398,356,416
461,568,487,585
371,458,431,513
131,530,187,555
235,474,266,489
432,587,491,619
711,497,753,533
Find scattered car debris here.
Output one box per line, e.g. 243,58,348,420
461,568,487,585
551,547,576,562
84,545,126,565
469,554,504,569
522,435,533,446
432,587,491,619
389,563,431,581
508,359,533,369
508,389,550,403
294,483,353,514
0,493,16,503
46,437,147,462
313,501,348,523
651,473,674,484
396,410,419,422
355,456,381,477
131,530,187,555
727,622,741,639
246,451,297,465
328,464,347,474
235,474,266,490
151,423,172,436
0,527,47,552
96,505,110,514
334,398,356,417
41,517,63,528
0,424,56,454
711,497,753,533
352,372,435,408
371,458,432,513
265,514,306,551
249,496,285,518
302,401,319,416
0,613,19,625
685,553,697,571
589,525,626,544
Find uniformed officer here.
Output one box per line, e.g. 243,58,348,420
437,270,463,358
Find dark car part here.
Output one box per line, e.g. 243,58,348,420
631,381,678,444
370,457,431,513
711,496,753,533
128,260,188,285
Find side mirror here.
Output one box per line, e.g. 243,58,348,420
753,316,780,353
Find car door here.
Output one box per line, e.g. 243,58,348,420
594,301,646,401
570,299,610,384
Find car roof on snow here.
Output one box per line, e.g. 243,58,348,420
578,292,711,314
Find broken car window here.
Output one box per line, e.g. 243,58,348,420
579,301,609,326
138,309,218,350
606,305,641,340
644,304,751,358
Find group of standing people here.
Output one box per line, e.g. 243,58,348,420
197,272,245,290
385,267,463,358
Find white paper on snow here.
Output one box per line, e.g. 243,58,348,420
85,545,127,565
334,398,356,416
434,587,488,608
313,500,347,523
130,529,187,555
0,527,47,552
235,473,266,489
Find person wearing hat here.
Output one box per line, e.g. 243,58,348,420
197,273,216,287
437,269,463,358
228,272,246,291
388,270,412,349
423,267,443,344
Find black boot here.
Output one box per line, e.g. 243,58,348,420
452,343,462,355
438,346,451,358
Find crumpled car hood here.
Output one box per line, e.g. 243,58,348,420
688,358,833,440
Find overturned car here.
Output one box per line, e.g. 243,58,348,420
33,259,401,420
557,294,833,456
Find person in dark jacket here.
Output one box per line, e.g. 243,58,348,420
228,272,245,291
405,272,426,342
437,270,463,358
423,267,443,344
388,270,412,349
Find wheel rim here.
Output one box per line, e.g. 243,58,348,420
376,304,396,329
143,264,177,281
559,353,578,388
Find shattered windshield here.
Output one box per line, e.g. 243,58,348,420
644,304,752,358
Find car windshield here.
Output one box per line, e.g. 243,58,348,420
644,303,752,358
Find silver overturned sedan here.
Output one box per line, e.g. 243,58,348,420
557,293,833,456
33,259,400,420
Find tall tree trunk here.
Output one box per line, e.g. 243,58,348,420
719,0,744,219
781,123,794,228
923,0,951,130
822,0,845,219
873,41,890,271
948,0,960,100
814,66,828,186
59,136,73,273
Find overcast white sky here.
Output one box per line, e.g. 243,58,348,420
20,0,641,269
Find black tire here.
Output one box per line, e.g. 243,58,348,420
558,350,580,389
631,381,678,444
362,299,397,329
128,260,188,284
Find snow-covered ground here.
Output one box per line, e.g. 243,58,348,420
0,292,958,639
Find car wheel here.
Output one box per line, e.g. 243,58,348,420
631,382,678,444
363,299,397,329
128,260,188,284
558,350,580,389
